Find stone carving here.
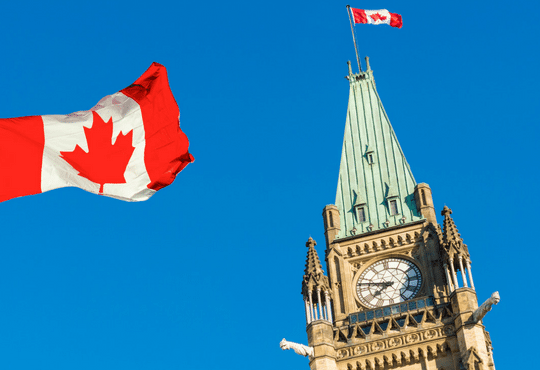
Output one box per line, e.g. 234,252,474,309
338,326,455,359
405,333,419,344
279,338,314,358
344,342,452,370
443,326,455,336
462,346,483,369
471,291,500,323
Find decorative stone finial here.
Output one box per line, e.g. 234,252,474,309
365,56,371,71
302,237,330,296
303,237,323,277
347,61,353,75
441,205,452,216
440,205,468,261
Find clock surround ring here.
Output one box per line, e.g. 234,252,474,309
352,255,424,309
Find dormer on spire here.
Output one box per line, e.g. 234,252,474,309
301,237,332,325
440,206,476,292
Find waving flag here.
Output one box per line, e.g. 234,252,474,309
0,62,193,203
351,8,403,29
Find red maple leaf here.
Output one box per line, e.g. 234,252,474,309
60,111,135,194
370,13,387,22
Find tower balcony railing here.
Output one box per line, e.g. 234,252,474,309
349,296,435,324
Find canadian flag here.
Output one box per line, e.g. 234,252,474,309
0,62,193,203
350,8,403,29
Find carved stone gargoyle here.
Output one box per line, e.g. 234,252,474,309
280,338,314,358
470,291,500,324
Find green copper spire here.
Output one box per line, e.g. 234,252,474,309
335,61,422,238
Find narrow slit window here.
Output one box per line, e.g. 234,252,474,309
367,153,374,164
421,189,427,206
389,200,399,215
356,206,366,222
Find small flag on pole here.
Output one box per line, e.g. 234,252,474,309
350,8,403,28
0,62,194,203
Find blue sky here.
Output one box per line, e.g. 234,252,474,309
0,1,538,369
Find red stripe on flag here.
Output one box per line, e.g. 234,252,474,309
390,12,403,28
0,116,45,202
121,63,193,191
351,8,367,24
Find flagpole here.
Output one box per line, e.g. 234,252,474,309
346,5,362,72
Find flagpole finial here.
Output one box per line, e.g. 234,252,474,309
365,56,371,71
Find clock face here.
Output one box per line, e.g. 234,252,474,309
356,258,422,308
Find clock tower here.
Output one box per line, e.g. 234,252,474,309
285,60,498,370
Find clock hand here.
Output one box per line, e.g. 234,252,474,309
377,282,395,296
361,282,395,288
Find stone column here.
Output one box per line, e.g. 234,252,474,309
317,289,324,321
308,290,316,321
422,351,431,370
458,256,468,288
324,291,332,323
449,259,459,289
466,260,475,290
305,298,312,324
444,263,454,293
